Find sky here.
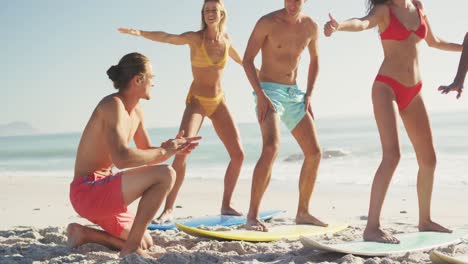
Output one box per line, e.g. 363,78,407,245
1,0,467,134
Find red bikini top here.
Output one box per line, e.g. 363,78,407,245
380,5,427,41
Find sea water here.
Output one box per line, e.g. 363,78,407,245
1,112,467,187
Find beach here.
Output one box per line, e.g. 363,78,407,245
1,113,467,263
1,175,467,263
2,0,467,262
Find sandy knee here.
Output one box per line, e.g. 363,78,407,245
66,223,85,248
67,223,82,236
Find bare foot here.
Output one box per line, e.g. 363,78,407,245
66,223,87,248
363,226,400,244
120,247,149,258
221,205,243,216
243,218,268,232
419,220,452,233
296,212,328,227
153,209,173,224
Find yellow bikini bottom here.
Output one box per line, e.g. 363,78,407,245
185,91,224,117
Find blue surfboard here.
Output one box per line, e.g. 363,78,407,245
148,209,285,231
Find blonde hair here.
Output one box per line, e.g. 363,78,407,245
201,0,227,33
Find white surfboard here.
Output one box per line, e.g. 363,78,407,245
301,228,468,257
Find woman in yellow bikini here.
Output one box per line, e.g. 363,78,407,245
119,0,245,222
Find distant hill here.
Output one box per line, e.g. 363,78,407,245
0,122,38,137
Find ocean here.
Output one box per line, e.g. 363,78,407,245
1,112,467,187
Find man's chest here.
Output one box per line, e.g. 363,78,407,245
267,25,311,52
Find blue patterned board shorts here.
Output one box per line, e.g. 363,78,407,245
253,82,307,131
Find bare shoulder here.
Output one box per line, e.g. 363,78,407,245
256,11,277,28
98,94,124,118
303,16,319,32
181,31,198,39
190,30,207,45
369,3,390,20
193,30,205,38
303,16,318,27
373,3,389,13
99,94,122,107
263,10,279,20
180,31,199,45
224,32,232,44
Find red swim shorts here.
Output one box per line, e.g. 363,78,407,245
69,172,135,238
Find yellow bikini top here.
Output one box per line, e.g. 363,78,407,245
191,33,229,68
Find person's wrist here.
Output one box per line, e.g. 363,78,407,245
160,146,169,156
256,91,266,101
453,76,465,86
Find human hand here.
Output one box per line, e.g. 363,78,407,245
161,131,201,156
438,81,463,99
304,95,315,120
324,13,339,37
118,27,141,36
256,93,275,123
175,130,202,155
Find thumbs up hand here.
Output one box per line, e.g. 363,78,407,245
324,13,340,37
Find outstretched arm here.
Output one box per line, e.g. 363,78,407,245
324,5,387,37
423,22,462,52
438,33,468,99
417,2,462,52
118,28,194,45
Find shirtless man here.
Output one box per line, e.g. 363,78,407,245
66,53,200,257
243,0,327,231
439,32,468,99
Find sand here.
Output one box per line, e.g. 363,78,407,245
0,175,467,263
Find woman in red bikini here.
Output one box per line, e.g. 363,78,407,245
324,0,463,243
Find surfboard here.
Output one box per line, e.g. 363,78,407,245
430,251,468,264
300,228,468,257
147,209,285,231
176,223,349,242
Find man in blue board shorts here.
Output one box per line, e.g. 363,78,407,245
242,0,327,231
